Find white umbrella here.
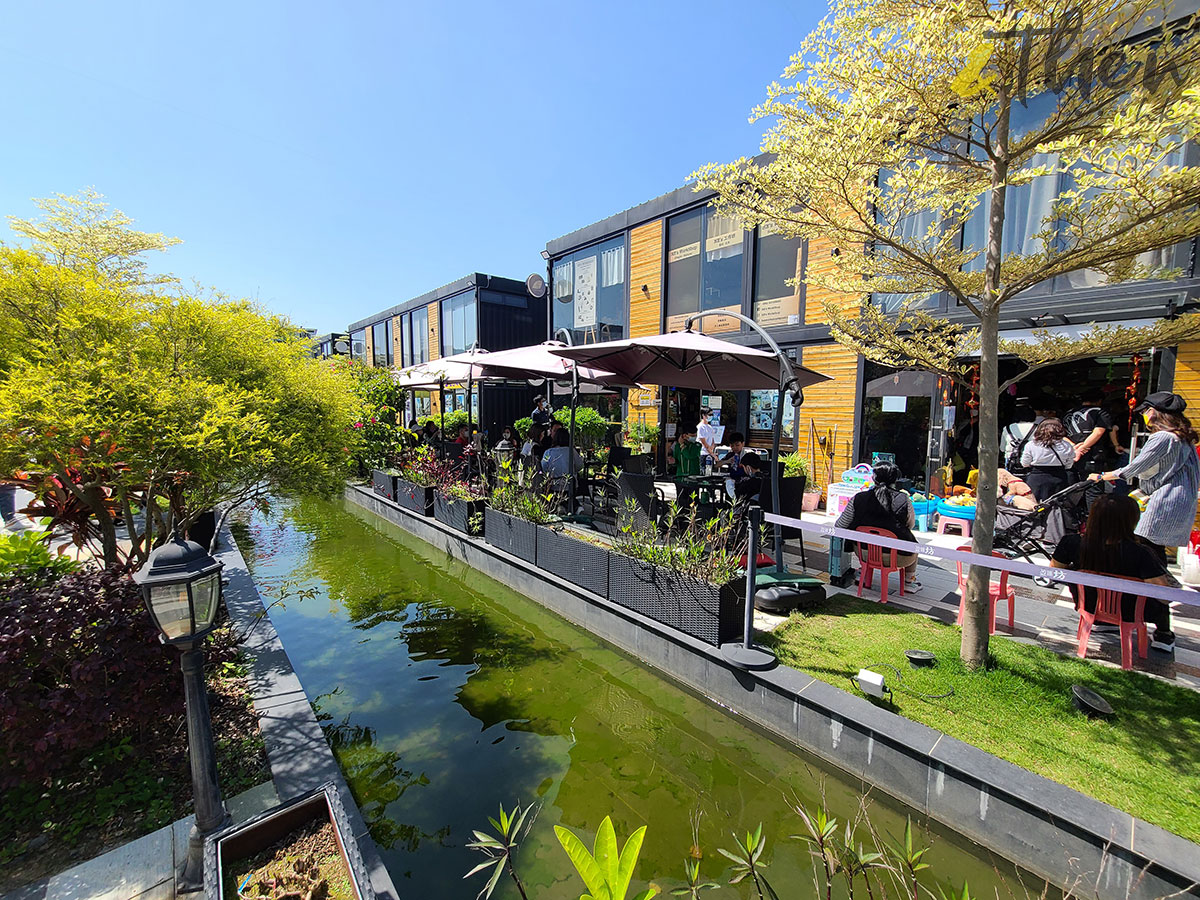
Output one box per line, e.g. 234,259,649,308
473,340,621,384
392,348,504,439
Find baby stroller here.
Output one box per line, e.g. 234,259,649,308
993,480,1100,585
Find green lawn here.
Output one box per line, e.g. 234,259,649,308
760,596,1200,842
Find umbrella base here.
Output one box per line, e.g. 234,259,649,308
720,642,778,671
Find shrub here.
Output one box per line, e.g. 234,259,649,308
418,409,469,437
0,568,237,791
780,451,809,478
625,421,661,447
0,521,79,583
552,406,610,448
343,360,411,471
514,417,533,439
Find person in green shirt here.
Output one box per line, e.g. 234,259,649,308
670,424,701,478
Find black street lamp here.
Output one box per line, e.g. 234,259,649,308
133,534,230,893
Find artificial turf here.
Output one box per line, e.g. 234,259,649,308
760,595,1200,842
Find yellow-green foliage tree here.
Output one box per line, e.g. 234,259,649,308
696,0,1200,667
0,191,362,566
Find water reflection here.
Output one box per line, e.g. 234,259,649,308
236,497,1029,900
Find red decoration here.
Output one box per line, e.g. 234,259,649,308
1126,353,1143,430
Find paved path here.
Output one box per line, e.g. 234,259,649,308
2,784,280,900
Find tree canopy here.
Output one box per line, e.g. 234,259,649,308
0,192,362,566
696,0,1200,666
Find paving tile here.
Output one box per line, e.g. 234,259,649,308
42,824,173,900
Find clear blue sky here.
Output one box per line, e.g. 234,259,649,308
0,1,824,334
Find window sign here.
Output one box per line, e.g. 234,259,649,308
668,241,700,264
749,389,796,437
573,255,597,328
882,395,908,412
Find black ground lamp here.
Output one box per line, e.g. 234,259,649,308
133,534,231,893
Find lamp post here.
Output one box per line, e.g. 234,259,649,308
133,534,230,893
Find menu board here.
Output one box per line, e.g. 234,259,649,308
573,255,597,328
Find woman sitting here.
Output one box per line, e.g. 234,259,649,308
835,463,921,592
1020,417,1076,501
1049,493,1173,651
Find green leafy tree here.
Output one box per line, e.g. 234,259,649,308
0,192,360,565
696,0,1200,666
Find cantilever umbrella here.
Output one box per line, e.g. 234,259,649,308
550,329,829,393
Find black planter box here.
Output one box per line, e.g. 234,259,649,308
537,526,610,597
484,508,538,563
608,554,741,646
204,782,374,900
393,477,434,516
371,468,398,501
434,493,485,535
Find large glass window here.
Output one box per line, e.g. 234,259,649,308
666,208,744,331
411,306,429,364
400,314,411,367
385,318,394,366
441,290,477,357
552,234,627,345
753,224,804,326
873,167,944,312
372,321,388,367
350,329,366,362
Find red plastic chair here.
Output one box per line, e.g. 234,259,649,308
854,526,904,604
1071,573,1149,670
955,544,1016,634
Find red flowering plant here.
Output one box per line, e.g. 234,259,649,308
343,360,414,474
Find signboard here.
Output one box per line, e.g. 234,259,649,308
573,255,597,328
667,305,740,334
882,395,908,412
667,241,700,264
705,229,742,253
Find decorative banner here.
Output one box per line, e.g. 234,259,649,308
667,241,700,264
573,255,597,328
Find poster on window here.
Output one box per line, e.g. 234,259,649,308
573,256,597,328
666,305,740,335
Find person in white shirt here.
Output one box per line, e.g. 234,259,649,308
697,407,718,469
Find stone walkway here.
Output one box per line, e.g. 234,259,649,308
3,784,280,900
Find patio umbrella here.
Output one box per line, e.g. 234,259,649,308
550,329,829,393
555,324,832,670
393,348,501,439
472,340,620,385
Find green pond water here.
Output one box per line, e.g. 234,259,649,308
232,496,1036,900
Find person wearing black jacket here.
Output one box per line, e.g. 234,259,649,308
835,463,922,592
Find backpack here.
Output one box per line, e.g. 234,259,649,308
1005,424,1034,472
1063,408,1095,443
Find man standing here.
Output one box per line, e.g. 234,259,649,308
531,396,552,428
696,407,718,471
1064,390,1116,475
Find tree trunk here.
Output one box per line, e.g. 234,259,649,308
961,85,1011,669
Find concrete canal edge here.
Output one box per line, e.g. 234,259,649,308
345,483,1200,900
215,526,401,900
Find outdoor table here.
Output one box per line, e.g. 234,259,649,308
676,474,730,509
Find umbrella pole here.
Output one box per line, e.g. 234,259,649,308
772,386,785,575
440,377,445,444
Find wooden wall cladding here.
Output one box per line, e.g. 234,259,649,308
1173,341,1200,413
392,315,403,365
629,220,664,338
427,301,440,360
803,235,862,326
363,324,375,367
795,343,859,493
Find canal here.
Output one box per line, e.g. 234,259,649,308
232,496,1038,899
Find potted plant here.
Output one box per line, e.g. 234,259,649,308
766,452,815,528
370,467,399,501
606,500,744,646
203,782,374,900
536,524,612,597
625,420,660,456
389,445,447,516
434,479,486,535
483,462,559,564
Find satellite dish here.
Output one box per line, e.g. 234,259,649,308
526,272,547,298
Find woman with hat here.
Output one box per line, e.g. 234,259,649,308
1091,392,1199,639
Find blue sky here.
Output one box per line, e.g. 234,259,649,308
0,1,824,334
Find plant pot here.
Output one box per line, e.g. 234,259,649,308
607,554,740,646
434,493,485,535
484,508,538,563
393,477,434,516
204,782,374,900
537,526,610,597
801,490,822,512
371,468,397,501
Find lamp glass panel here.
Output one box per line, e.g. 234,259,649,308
149,582,193,641
190,571,221,631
